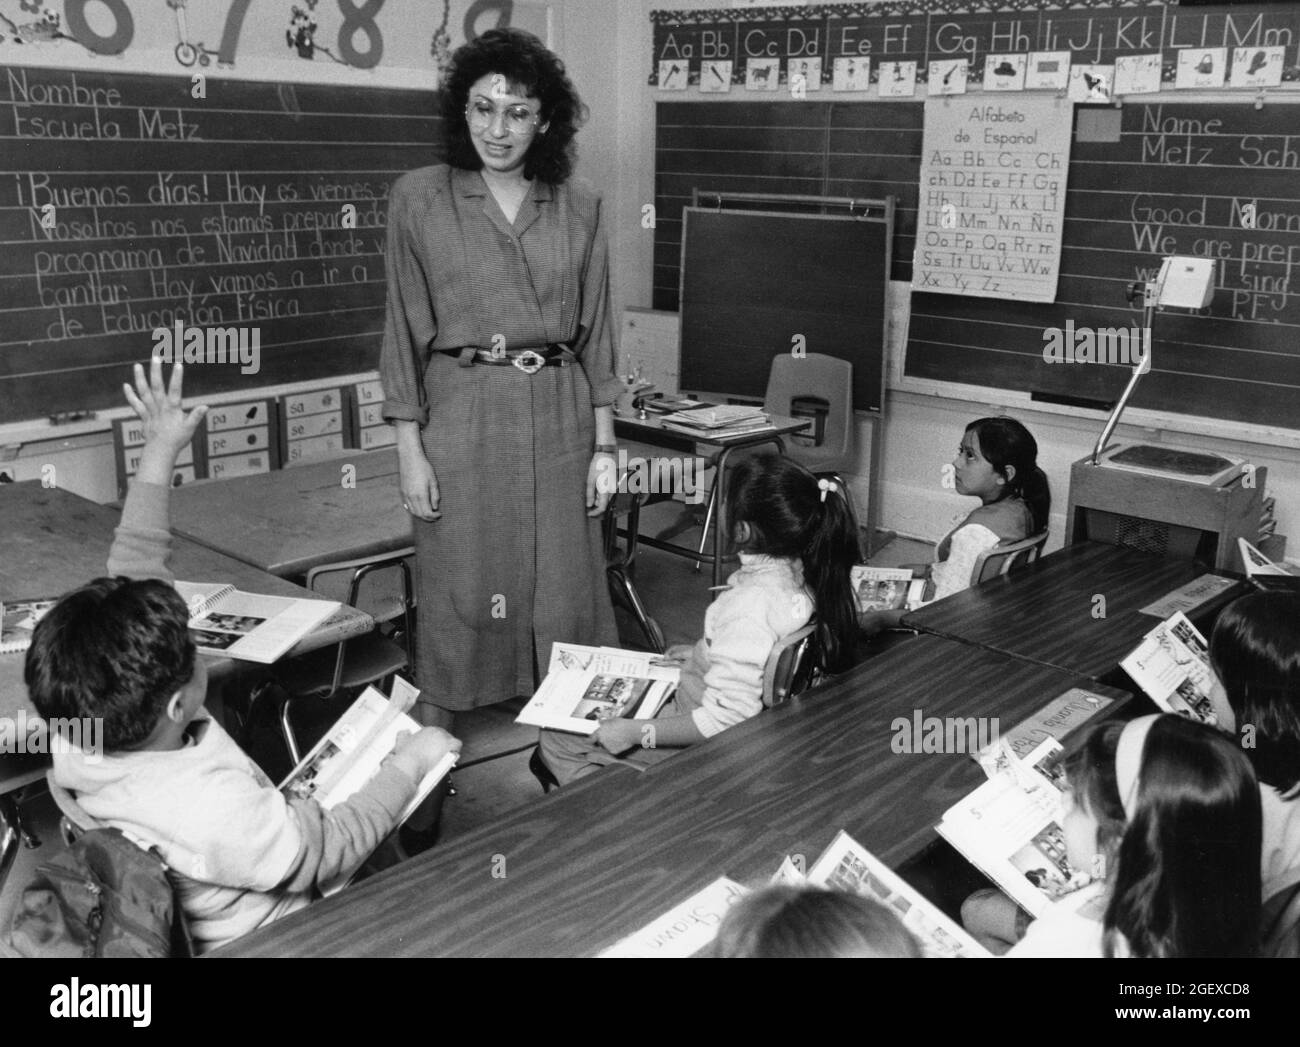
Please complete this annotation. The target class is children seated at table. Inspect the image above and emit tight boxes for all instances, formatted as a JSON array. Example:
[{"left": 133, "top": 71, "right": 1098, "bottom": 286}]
[
  {"left": 980, "top": 714, "right": 1260, "bottom": 958},
  {"left": 24, "top": 361, "right": 460, "bottom": 954},
  {"left": 709, "top": 885, "right": 921, "bottom": 958},
  {"left": 860, "top": 416, "right": 1049, "bottom": 633},
  {"left": 537, "top": 453, "right": 859, "bottom": 786},
  {"left": 1207, "top": 592, "right": 1300, "bottom": 953}
]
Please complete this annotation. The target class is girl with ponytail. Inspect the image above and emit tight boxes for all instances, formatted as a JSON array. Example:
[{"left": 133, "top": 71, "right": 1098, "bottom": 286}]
[{"left": 538, "top": 453, "right": 861, "bottom": 786}]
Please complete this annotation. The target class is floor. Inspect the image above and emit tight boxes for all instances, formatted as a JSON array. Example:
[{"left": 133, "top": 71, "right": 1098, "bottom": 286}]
[{"left": 0, "top": 503, "right": 930, "bottom": 936}]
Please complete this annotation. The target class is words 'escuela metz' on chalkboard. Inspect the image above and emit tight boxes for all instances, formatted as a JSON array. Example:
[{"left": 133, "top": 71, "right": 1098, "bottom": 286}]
[{"left": 0, "top": 64, "right": 439, "bottom": 424}]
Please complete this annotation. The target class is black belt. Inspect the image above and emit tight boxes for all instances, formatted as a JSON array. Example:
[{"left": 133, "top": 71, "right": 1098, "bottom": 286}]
[{"left": 437, "top": 344, "right": 572, "bottom": 373}]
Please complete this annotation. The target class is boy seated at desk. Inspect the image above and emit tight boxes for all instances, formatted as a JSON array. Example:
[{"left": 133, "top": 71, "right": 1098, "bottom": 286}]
[{"left": 24, "top": 361, "right": 460, "bottom": 954}]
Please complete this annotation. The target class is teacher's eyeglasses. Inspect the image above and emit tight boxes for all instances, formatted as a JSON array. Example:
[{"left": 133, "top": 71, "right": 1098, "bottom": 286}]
[{"left": 465, "top": 99, "right": 540, "bottom": 136}]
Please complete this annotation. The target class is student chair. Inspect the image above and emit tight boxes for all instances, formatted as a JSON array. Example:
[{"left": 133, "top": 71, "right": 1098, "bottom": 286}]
[
  {"left": 0, "top": 760, "right": 45, "bottom": 896},
  {"left": 690, "top": 355, "right": 859, "bottom": 569},
  {"left": 970, "top": 531, "right": 1050, "bottom": 587},
  {"left": 268, "top": 549, "right": 416, "bottom": 765},
  {"left": 763, "top": 353, "right": 857, "bottom": 475},
  {"left": 761, "top": 622, "right": 821, "bottom": 708}
]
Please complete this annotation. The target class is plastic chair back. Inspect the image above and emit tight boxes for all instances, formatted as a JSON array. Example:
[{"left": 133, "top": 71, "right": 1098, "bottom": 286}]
[
  {"left": 971, "top": 531, "right": 1049, "bottom": 587},
  {"left": 763, "top": 354, "right": 856, "bottom": 473},
  {"left": 762, "top": 622, "right": 820, "bottom": 708}
]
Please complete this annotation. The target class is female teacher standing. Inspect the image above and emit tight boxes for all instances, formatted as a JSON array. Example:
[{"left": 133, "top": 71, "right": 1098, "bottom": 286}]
[{"left": 380, "top": 29, "right": 621, "bottom": 728}]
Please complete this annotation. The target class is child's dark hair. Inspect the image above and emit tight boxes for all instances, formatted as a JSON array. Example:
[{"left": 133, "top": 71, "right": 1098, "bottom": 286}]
[
  {"left": 441, "top": 28, "right": 586, "bottom": 185},
  {"left": 1210, "top": 592, "right": 1300, "bottom": 794},
  {"left": 25, "top": 578, "right": 196, "bottom": 752},
  {"left": 709, "top": 885, "right": 921, "bottom": 958},
  {"left": 725, "top": 454, "right": 860, "bottom": 673},
  {"left": 1070, "top": 716, "right": 1260, "bottom": 958},
  {"left": 965, "top": 417, "right": 1050, "bottom": 534}
]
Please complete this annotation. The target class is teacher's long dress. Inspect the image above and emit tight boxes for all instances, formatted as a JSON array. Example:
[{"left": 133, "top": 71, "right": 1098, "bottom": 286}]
[{"left": 379, "top": 165, "right": 621, "bottom": 713}]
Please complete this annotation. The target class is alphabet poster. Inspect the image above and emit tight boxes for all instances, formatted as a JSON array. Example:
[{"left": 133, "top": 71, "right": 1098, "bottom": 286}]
[{"left": 913, "top": 94, "right": 1072, "bottom": 303}]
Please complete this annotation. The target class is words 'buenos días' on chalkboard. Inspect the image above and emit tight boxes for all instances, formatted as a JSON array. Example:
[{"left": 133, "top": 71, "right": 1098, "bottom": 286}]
[
  {"left": 914, "top": 95, "right": 1072, "bottom": 304},
  {"left": 0, "top": 63, "right": 439, "bottom": 425}
]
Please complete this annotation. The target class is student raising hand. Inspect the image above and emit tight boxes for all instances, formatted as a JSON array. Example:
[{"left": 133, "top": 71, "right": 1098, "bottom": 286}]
[{"left": 121, "top": 359, "right": 208, "bottom": 486}]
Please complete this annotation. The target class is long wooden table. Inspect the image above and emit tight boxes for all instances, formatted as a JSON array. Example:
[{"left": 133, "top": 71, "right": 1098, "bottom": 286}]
[
  {"left": 169, "top": 449, "right": 411, "bottom": 579},
  {"left": 900, "top": 541, "right": 1247, "bottom": 681},
  {"left": 216, "top": 635, "right": 1128, "bottom": 957}
]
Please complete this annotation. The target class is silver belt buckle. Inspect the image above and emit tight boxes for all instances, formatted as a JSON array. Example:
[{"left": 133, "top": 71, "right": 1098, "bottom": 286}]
[{"left": 512, "top": 350, "right": 545, "bottom": 375}]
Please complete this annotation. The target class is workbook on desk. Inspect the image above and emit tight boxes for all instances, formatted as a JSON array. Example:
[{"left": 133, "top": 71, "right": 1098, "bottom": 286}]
[
  {"left": 515, "top": 642, "right": 679, "bottom": 734},
  {"left": 0, "top": 598, "right": 59, "bottom": 654},
  {"left": 937, "top": 738, "right": 1093, "bottom": 920},
  {"left": 173, "top": 581, "right": 339, "bottom": 665},
  {"left": 280, "top": 676, "right": 455, "bottom": 897},
  {"left": 1120, "top": 612, "right": 1218, "bottom": 724}
]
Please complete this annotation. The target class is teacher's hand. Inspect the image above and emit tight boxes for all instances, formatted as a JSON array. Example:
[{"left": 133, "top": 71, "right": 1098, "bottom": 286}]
[
  {"left": 397, "top": 446, "right": 441, "bottom": 522},
  {"left": 586, "top": 451, "right": 617, "bottom": 518}
]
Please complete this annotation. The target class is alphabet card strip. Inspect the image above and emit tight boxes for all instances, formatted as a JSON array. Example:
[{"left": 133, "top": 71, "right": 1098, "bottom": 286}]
[{"left": 913, "top": 94, "right": 1073, "bottom": 304}]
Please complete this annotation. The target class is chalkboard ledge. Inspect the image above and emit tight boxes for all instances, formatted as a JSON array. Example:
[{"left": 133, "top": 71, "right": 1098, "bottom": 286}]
[{"left": 890, "top": 377, "right": 1300, "bottom": 454}]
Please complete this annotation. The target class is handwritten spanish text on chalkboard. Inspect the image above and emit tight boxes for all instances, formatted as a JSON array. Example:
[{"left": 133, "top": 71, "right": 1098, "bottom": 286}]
[
  {"left": 914, "top": 95, "right": 1071, "bottom": 303},
  {"left": 0, "top": 64, "right": 439, "bottom": 424}
]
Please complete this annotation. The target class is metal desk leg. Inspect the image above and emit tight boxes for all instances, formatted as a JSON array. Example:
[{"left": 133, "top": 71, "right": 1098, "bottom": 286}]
[{"left": 709, "top": 436, "right": 786, "bottom": 590}]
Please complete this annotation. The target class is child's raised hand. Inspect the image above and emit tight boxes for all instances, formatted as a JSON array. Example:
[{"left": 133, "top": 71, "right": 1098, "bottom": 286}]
[{"left": 122, "top": 359, "right": 207, "bottom": 460}]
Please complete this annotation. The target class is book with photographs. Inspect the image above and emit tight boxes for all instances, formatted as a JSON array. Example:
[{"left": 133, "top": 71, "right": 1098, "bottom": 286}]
[
  {"left": 937, "top": 738, "right": 1093, "bottom": 919},
  {"left": 599, "top": 877, "right": 748, "bottom": 958},
  {"left": 1240, "top": 537, "right": 1300, "bottom": 593},
  {"left": 0, "top": 598, "right": 58, "bottom": 655},
  {"left": 800, "top": 830, "right": 990, "bottom": 958},
  {"left": 515, "top": 642, "right": 679, "bottom": 735},
  {"left": 279, "top": 676, "right": 456, "bottom": 897},
  {"left": 1120, "top": 611, "right": 1218, "bottom": 724},
  {"left": 173, "top": 581, "right": 339, "bottom": 664},
  {"left": 851, "top": 566, "right": 927, "bottom": 612}
]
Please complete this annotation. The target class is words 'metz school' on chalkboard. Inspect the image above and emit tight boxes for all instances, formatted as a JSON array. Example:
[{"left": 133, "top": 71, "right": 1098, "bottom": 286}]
[
  {"left": 906, "top": 100, "right": 1300, "bottom": 429},
  {"left": 0, "top": 64, "right": 439, "bottom": 425}
]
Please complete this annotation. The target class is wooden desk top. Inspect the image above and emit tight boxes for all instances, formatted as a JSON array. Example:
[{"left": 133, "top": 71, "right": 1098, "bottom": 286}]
[
  {"left": 217, "top": 635, "right": 1127, "bottom": 958},
  {"left": 169, "top": 449, "right": 412, "bottom": 579},
  {"left": 900, "top": 541, "right": 1248, "bottom": 681},
  {"left": 0, "top": 482, "right": 368, "bottom": 723}
]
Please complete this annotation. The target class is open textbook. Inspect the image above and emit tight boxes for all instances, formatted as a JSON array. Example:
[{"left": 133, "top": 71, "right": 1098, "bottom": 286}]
[
  {"left": 799, "top": 830, "right": 989, "bottom": 958},
  {"left": 0, "top": 598, "right": 58, "bottom": 655},
  {"left": 515, "top": 642, "right": 679, "bottom": 735},
  {"left": 1120, "top": 612, "right": 1218, "bottom": 724},
  {"left": 938, "top": 738, "right": 1091, "bottom": 920},
  {"left": 279, "top": 676, "right": 456, "bottom": 897},
  {"left": 174, "top": 580, "right": 338, "bottom": 664},
  {"left": 1240, "top": 537, "right": 1300, "bottom": 592},
  {"left": 599, "top": 878, "right": 748, "bottom": 958},
  {"left": 851, "top": 565, "right": 927, "bottom": 612}
]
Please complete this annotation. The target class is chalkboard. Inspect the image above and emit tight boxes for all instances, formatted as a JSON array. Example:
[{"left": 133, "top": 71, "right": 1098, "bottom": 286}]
[
  {"left": 0, "top": 64, "right": 439, "bottom": 425},
  {"left": 654, "top": 96, "right": 1300, "bottom": 430},
  {"left": 907, "top": 100, "right": 1300, "bottom": 429},
  {"left": 655, "top": 100, "right": 922, "bottom": 308},
  {"left": 679, "top": 207, "right": 890, "bottom": 412}
]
